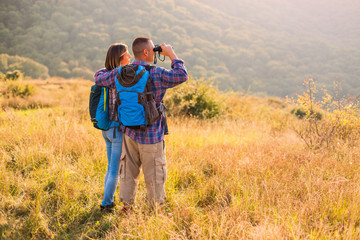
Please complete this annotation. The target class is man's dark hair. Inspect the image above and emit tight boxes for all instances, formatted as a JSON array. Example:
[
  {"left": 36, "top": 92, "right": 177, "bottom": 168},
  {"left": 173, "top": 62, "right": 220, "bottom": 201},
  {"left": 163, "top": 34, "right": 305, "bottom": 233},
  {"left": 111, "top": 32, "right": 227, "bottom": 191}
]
[{"left": 132, "top": 37, "right": 151, "bottom": 59}]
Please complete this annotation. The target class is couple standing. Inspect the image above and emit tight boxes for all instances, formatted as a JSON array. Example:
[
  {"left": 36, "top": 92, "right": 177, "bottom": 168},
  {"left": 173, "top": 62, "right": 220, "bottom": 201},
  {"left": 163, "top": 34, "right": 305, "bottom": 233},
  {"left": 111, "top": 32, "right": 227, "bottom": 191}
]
[{"left": 94, "top": 37, "right": 188, "bottom": 213}]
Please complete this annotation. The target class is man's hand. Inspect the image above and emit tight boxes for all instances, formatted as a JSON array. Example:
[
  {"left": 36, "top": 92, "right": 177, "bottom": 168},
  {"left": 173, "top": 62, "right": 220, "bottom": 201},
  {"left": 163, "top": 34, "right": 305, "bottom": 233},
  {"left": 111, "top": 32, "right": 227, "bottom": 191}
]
[{"left": 159, "top": 43, "right": 178, "bottom": 61}]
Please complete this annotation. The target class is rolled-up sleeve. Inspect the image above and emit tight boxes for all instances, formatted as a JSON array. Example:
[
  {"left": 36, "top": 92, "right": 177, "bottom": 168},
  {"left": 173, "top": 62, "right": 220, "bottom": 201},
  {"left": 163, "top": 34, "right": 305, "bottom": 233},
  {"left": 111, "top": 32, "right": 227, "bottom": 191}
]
[
  {"left": 157, "top": 59, "right": 188, "bottom": 89},
  {"left": 94, "top": 67, "right": 119, "bottom": 88}
]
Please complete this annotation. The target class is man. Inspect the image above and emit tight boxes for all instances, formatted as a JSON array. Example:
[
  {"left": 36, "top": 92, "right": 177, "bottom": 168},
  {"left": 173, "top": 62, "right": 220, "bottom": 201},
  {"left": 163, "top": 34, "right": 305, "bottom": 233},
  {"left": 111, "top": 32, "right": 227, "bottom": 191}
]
[{"left": 94, "top": 37, "right": 188, "bottom": 211}]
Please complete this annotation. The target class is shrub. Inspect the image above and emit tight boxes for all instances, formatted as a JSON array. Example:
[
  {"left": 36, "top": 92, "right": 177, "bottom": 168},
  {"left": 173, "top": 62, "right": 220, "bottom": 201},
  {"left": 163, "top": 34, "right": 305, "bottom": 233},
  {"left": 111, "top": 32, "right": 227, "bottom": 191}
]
[
  {"left": 6, "top": 70, "right": 23, "bottom": 81},
  {"left": 288, "top": 77, "right": 360, "bottom": 148},
  {"left": 164, "top": 77, "right": 224, "bottom": 119},
  {"left": 0, "top": 81, "right": 41, "bottom": 110},
  {"left": 0, "top": 70, "right": 23, "bottom": 81},
  {"left": 291, "top": 107, "right": 322, "bottom": 120},
  {"left": 1, "top": 81, "right": 36, "bottom": 98}
]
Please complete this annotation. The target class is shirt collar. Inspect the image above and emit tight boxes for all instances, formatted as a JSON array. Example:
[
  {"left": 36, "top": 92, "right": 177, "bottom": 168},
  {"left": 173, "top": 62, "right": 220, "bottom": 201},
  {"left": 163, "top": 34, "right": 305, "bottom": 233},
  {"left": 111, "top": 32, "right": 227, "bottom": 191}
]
[{"left": 132, "top": 60, "right": 149, "bottom": 66}]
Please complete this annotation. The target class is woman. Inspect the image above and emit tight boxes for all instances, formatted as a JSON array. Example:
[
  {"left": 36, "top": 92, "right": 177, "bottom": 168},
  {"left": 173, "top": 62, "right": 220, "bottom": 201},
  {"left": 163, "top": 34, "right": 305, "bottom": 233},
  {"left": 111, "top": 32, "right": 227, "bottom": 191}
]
[{"left": 97, "top": 43, "right": 131, "bottom": 212}]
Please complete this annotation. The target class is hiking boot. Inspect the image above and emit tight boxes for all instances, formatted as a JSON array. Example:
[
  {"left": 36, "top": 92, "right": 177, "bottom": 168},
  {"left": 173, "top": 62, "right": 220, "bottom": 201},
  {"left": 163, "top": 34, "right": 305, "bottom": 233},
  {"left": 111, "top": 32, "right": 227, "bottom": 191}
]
[
  {"left": 100, "top": 202, "right": 116, "bottom": 213},
  {"left": 120, "top": 205, "right": 133, "bottom": 215}
]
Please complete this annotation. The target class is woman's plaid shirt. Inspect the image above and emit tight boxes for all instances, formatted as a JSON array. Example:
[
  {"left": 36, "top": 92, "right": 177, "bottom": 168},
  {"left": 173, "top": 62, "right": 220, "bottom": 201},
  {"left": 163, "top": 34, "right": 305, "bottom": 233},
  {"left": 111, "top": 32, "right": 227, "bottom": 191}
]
[{"left": 94, "top": 59, "right": 188, "bottom": 144}]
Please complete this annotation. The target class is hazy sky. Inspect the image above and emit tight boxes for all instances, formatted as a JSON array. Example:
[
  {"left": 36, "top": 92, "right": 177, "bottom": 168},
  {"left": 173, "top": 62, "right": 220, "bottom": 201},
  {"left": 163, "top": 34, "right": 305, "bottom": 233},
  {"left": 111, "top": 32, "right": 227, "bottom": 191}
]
[{"left": 197, "top": 0, "right": 360, "bottom": 46}]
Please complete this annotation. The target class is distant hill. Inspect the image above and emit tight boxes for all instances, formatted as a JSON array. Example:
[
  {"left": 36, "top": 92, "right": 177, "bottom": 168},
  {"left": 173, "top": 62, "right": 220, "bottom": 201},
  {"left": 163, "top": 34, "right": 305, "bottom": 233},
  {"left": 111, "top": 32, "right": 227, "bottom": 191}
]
[
  {"left": 0, "top": 54, "right": 49, "bottom": 79},
  {"left": 0, "top": 0, "right": 359, "bottom": 96}
]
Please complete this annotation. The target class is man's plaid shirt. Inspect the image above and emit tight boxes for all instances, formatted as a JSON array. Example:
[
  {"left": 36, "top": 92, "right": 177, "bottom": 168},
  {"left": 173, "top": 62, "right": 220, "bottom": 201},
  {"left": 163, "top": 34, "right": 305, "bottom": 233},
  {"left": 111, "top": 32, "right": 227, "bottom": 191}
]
[{"left": 94, "top": 59, "right": 188, "bottom": 144}]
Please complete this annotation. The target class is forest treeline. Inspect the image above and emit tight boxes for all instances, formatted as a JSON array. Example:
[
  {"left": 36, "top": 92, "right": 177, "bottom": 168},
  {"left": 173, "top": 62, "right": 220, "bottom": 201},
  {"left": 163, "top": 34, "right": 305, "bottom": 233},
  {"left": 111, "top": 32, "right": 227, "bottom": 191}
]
[{"left": 1, "top": 0, "right": 359, "bottom": 97}]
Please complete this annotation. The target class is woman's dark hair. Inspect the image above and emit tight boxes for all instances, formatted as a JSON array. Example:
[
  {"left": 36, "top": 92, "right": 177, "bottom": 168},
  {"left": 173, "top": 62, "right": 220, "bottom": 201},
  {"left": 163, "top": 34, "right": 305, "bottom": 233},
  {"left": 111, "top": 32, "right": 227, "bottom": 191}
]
[{"left": 105, "top": 43, "right": 128, "bottom": 70}]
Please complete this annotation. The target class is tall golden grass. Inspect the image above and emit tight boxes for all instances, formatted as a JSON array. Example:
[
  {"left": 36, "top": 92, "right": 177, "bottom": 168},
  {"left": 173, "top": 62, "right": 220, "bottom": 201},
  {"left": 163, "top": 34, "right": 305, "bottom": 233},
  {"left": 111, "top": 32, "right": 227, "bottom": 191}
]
[{"left": 0, "top": 78, "right": 359, "bottom": 239}]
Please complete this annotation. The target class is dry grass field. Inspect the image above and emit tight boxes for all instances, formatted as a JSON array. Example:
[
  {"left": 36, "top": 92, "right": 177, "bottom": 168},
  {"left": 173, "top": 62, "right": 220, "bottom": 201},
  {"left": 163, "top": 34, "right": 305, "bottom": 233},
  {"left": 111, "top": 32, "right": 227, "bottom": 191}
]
[{"left": 0, "top": 78, "right": 359, "bottom": 239}]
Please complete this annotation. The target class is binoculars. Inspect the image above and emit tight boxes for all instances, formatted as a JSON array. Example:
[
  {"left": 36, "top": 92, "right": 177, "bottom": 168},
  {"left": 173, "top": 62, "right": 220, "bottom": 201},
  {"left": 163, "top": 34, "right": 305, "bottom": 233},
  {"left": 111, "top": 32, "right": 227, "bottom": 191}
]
[
  {"left": 152, "top": 44, "right": 173, "bottom": 64},
  {"left": 153, "top": 45, "right": 162, "bottom": 52}
]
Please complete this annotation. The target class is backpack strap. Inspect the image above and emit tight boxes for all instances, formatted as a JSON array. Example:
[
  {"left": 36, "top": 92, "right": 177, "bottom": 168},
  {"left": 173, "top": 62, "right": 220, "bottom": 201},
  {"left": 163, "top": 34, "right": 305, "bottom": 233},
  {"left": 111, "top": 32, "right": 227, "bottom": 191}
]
[
  {"left": 144, "top": 65, "right": 155, "bottom": 71},
  {"left": 144, "top": 65, "right": 169, "bottom": 134},
  {"left": 143, "top": 65, "right": 156, "bottom": 97},
  {"left": 159, "top": 101, "right": 169, "bottom": 135}
]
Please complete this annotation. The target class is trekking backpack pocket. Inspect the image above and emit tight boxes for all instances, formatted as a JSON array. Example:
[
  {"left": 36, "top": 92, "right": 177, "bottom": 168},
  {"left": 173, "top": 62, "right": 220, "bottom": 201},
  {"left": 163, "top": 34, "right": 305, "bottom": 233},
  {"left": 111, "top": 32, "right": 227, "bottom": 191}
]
[
  {"left": 89, "top": 84, "right": 112, "bottom": 130},
  {"left": 119, "top": 103, "right": 146, "bottom": 127},
  {"left": 139, "top": 93, "right": 160, "bottom": 126},
  {"left": 145, "top": 99, "right": 160, "bottom": 126}
]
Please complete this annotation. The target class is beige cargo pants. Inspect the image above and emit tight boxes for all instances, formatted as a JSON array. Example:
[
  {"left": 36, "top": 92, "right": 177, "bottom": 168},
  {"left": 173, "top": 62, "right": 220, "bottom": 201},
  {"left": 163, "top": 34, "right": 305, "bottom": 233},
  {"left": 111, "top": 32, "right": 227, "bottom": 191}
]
[{"left": 119, "top": 134, "right": 167, "bottom": 206}]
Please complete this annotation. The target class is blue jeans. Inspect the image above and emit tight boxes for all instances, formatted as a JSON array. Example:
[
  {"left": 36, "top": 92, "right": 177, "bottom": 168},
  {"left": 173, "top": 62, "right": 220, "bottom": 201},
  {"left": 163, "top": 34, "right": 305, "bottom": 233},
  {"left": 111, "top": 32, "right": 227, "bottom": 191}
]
[{"left": 101, "top": 128, "right": 123, "bottom": 206}]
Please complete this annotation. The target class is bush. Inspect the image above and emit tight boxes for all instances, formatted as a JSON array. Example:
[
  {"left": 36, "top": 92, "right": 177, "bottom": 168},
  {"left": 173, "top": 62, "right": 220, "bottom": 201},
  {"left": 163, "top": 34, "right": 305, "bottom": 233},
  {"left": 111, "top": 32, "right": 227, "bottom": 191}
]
[
  {"left": 288, "top": 77, "right": 360, "bottom": 148},
  {"left": 291, "top": 107, "right": 322, "bottom": 120},
  {"left": 1, "top": 81, "right": 36, "bottom": 98},
  {"left": 6, "top": 70, "right": 23, "bottom": 81},
  {"left": 164, "top": 77, "right": 224, "bottom": 119},
  {"left": 1, "top": 70, "right": 23, "bottom": 81}
]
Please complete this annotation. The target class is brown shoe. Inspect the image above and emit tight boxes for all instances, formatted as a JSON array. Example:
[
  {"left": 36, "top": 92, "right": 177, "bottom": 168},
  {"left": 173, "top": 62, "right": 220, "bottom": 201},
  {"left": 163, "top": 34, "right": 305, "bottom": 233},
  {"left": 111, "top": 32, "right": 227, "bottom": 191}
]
[
  {"left": 120, "top": 205, "right": 133, "bottom": 215},
  {"left": 100, "top": 202, "right": 116, "bottom": 213}
]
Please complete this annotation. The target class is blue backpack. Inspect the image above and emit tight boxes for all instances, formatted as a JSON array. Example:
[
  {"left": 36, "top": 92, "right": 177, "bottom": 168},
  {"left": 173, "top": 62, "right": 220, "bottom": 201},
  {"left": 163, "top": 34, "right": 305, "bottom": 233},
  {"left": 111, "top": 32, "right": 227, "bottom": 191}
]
[
  {"left": 89, "top": 84, "right": 120, "bottom": 131},
  {"left": 115, "top": 64, "right": 162, "bottom": 129}
]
